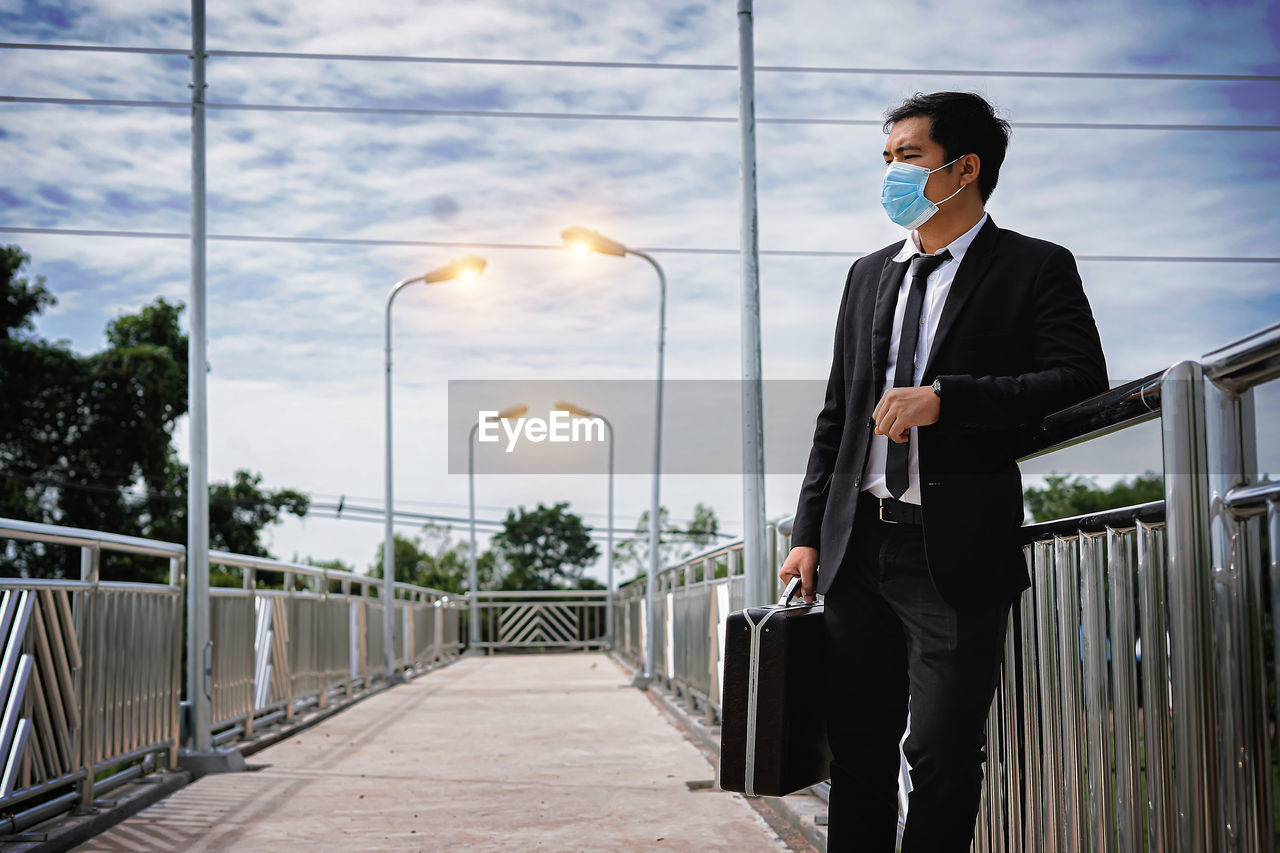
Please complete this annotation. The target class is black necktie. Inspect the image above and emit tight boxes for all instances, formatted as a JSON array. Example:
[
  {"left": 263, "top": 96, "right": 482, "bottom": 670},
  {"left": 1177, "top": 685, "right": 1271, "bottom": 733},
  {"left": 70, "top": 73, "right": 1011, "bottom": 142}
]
[{"left": 886, "top": 250, "right": 951, "bottom": 499}]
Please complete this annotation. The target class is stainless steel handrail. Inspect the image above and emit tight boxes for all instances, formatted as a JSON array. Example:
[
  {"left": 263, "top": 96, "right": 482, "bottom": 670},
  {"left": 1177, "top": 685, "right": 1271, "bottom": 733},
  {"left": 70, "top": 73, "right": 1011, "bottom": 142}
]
[
  {"left": 1202, "top": 320, "right": 1280, "bottom": 390},
  {"left": 472, "top": 589, "right": 609, "bottom": 599},
  {"left": 0, "top": 520, "right": 185, "bottom": 819},
  {"left": 204, "top": 549, "right": 466, "bottom": 737},
  {"left": 1017, "top": 370, "right": 1164, "bottom": 461},
  {"left": 0, "top": 521, "right": 468, "bottom": 828},
  {"left": 209, "top": 550, "right": 452, "bottom": 598},
  {"left": 0, "top": 517, "right": 186, "bottom": 561}
]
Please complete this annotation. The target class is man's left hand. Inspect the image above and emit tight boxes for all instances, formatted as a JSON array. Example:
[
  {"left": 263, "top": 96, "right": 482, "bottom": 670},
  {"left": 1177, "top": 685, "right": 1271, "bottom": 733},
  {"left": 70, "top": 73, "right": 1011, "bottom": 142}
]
[{"left": 873, "top": 386, "right": 940, "bottom": 443}]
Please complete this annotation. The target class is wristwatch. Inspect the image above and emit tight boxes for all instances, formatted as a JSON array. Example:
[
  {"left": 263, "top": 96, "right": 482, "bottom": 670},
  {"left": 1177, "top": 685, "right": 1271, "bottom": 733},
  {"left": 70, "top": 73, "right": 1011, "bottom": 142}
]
[{"left": 932, "top": 378, "right": 943, "bottom": 397}]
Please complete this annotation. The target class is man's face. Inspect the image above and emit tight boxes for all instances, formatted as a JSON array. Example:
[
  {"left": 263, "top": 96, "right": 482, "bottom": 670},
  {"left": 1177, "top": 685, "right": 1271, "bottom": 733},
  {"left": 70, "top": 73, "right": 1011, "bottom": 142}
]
[{"left": 882, "top": 115, "right": 959, "bottom": 201}]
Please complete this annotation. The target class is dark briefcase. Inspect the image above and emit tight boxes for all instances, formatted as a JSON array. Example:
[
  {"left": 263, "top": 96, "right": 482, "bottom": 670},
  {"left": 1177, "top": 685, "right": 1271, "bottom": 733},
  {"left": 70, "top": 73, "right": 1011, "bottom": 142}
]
[{"left": 718, "top": 577, "right": 831, "bottom": 797}]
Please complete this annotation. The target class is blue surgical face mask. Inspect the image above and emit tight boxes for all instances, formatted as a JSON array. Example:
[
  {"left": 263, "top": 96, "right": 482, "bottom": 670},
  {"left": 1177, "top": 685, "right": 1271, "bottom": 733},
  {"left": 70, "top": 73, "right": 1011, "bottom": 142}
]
[{"left": 880, "top": 156, "right": 966, "bottom": 230}]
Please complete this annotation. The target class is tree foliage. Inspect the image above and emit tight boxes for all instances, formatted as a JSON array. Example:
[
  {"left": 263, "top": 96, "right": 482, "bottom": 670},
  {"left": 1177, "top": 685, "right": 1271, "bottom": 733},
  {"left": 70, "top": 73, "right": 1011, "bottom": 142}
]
[
  {"left": 0, "top": 245, "right": 308, "bottom": 580},
  {"left": 1023, "top": 473, "right": 1164, "bottom": 524},
  {"left": 615, "top": 501, "right": 721, "bottom": 579},
  {"left": 491, "top": 502, "right": 600, "bottom": 590},
  {"left": 370, "top": 524, "right": 500, "bottom": 594}
]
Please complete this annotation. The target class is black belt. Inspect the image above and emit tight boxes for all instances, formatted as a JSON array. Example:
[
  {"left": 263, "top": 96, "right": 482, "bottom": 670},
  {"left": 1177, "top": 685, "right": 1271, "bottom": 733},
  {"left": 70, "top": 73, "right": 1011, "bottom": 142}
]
[{"left": 858, "top": 491, "right": 923, "bottom": 526}]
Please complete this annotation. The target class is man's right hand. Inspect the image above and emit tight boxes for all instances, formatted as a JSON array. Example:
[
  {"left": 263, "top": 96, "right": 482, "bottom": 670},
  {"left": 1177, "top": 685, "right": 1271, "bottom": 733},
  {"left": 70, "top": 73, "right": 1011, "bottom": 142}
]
[{"left": 778, "top": 546, "right": 818, "bottom": 603}]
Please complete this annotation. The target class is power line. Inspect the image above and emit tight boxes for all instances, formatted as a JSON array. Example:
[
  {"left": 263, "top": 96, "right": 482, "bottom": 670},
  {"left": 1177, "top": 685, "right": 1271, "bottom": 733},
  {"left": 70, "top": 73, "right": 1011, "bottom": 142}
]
[
  {"left": 4, "top": 95, "right": 1277, "bottom": 132},
  {"left": 3, "top": 41, "right": 1277, "bottom": 83},
  {"left": 2, "top": 226, "right": 1277, "bottom": 264},
  {"left": 306, "top": 491, "right": 718, "bottom": 528},
  {"left": 304, "top": 509, "right": 736, "bottom": 545},
  {"left": 1, "top": 471, "right": 730, "bottom": 539},
  {"left": 312, "top": 501, "right": 732, "bottom": 538}
]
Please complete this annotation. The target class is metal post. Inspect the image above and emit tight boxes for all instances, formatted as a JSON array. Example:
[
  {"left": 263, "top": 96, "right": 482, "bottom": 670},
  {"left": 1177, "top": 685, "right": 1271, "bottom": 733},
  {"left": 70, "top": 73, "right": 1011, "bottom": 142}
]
[
  {"left": 78, "top": 546, "right": 99, "bottom": 806},
  {"left": 1204, "top": 376, "right": 1267, "bottom": 851},
  {"left": 628, "top": 250, "right": 666, "bottom": 687},
  {"left": 384, "top": 276, "right": 428, "bottom": 681},
  {"left": 1017, "top": 555, "right": 1042, "bottom": 851},
  {"left": 1270, "top": 499, "right": 1280, "bottom": 772},
  {"left": 606, "top": 417, "right": 614, "bottom": 650},
  {"left": 1159, "top": 360, "right": 1218, "bottom": 851},
  {"left": 1032, "top": 540, "right": 1063, "bottom": 849},
  {"left": 558, "top": 405, "right": 615, "bottom": 649},
  {"left": 1107, "top": 527, "right": 1142, "bottom": 852},
  {"left": 383, "top": 290, "right": 397, "bottom": 680},
  {"left": 1136, "top": 518, "right": 1174, "bottom": 850},
  {"left": 1079, "top": 531, "right": 1112, "bottom": 852},
  {"left": 186, "top": 0, "right": 212, "bottom": 755},
  {"left": 1053, "top": 535, "right": 1085, "bottom": 851},
  {"left": 468, "top": 421, "right": 480, "bottom": 649},
  {"left": 736, "top": 0, "right": 768, "bottom": 610}
]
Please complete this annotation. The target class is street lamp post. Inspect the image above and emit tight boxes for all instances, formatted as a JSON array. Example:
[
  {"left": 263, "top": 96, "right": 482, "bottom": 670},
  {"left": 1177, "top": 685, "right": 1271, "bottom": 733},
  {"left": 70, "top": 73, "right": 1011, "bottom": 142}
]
[
  {"left": 384, "top": 256, "right": 485, "bottom": 681},
  {"left": 555, "top": 402, "right": 614, "bottom": 650},
  {"left": 468, "top": 405, "right": 527, "bottom": 652},
  {"left": 561, "top": 227, "right": 665, "bottom": 688}
]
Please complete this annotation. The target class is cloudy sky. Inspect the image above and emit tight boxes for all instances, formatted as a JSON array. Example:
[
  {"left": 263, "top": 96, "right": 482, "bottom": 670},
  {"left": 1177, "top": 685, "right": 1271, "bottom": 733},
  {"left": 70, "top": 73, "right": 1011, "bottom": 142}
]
[{"left": 2, "top": 0, "right": 1277, "bottom": 583}]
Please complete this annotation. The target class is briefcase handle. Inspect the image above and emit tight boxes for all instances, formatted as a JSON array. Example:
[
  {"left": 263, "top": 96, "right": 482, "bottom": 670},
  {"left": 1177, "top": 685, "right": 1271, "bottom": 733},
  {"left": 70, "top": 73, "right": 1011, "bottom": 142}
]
[{"left": 778, "top": 576, "right": 815, "bottom": 608}]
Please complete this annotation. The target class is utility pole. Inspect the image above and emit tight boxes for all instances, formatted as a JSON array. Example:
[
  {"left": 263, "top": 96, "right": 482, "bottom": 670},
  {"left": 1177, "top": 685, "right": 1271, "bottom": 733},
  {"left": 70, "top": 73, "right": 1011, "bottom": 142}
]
[{"left": 737, "top": 0, "right": 769, "bottom": 608}]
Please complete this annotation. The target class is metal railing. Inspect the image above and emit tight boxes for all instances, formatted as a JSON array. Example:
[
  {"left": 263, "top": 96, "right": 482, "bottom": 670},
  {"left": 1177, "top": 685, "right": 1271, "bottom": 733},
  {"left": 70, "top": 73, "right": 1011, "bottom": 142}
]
[
  {"left": 613, "top": 523, "right": 792, "bottom": 721},
  {"left": 611, "top": 323, "right": 1279, "bottom": 852},
  {"left": 970, "top": 324, "right": 1280, "bottom": 853},
  {"left": 0, "top": 519, "right": 185, "bottom": 829},
  {"left": 0, "top": 521, "right": 466, "bottom": 834},
  {"left": 203, "top": 552, "right": 465, "bottom": 743}
]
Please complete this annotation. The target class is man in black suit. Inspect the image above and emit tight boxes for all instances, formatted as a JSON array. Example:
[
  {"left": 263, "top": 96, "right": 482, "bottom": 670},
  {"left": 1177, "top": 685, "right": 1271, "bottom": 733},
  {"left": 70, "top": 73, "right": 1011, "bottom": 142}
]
[{"left": 779, "top": 92, "right": 1107, "bottom": 851}]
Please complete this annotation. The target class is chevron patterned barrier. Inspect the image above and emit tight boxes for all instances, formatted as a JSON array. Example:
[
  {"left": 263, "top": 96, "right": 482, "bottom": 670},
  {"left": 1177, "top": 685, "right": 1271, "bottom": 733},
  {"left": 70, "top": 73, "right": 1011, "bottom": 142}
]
[
  {"left": 471, "top": 590, "right": 608, "bottom": 652},
  {"left": 0, "top": 520, "right": 185, "bottom": 828},
  {"left": 0, "top": 589, "right": 36, "bottom": 799}
]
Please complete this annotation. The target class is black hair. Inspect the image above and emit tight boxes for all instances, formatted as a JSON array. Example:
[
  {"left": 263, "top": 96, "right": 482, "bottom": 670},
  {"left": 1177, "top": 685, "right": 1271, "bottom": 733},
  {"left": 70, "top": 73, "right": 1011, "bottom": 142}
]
[{"left": 883, "top": 92, "right": 1011, "bottom": 203}]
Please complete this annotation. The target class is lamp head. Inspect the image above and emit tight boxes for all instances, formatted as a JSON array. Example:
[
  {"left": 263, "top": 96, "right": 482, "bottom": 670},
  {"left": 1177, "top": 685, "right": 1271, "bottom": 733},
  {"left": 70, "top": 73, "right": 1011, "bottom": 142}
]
[
  {"left": 554, "top": 400, "right": 594, "bottom": 418},
  {"left": 423, "top": 255, "right": 487, "bottom": 284},
  {"left": 498, "top": 404, "right": 528, "bottom": 420},
  {"left": 561, "top": 226, "right": 627, "bottom": 258}
]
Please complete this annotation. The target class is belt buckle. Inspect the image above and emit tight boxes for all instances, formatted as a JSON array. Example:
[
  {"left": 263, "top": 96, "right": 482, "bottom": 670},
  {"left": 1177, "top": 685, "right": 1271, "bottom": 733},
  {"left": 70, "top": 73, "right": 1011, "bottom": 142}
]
[{"left": 877, "top": 498, "right": 899, "bottom": 525}]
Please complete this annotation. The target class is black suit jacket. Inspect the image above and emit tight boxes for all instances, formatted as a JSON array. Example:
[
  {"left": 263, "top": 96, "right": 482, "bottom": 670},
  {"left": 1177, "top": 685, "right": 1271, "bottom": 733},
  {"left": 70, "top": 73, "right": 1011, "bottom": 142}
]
[{"left": 791, "top": 216, "right": 1107, "bottom": 610}]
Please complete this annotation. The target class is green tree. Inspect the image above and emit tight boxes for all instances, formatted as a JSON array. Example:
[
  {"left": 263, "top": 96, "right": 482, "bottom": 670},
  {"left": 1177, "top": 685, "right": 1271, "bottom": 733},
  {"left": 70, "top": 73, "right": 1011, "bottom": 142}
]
[
  {"left": 370, "top": 524, "right": 500, "bottom": 594},
  {"left": 684, "top": 502, "right": 720, "bottom": 554},
  {"left": 614, "top": 502, "right": 721, "bottom": 579},
  {"left": 1023, "top": 473, "right": 1164, "bottom": 523},
  {"left": 207, "top": 470, "right": 308, "bottom": 557},
  {"left": 0, "top": 247, "right": 54, "bottom": 340},
  {"left": 491, "top": 502, "right": 600, "bottom": 590},
  {"left": 0, "top": 245, "right": 309, "bottom": 580},
  {"left": 302, "top": 557, "right": 354, "bottom": 593}
]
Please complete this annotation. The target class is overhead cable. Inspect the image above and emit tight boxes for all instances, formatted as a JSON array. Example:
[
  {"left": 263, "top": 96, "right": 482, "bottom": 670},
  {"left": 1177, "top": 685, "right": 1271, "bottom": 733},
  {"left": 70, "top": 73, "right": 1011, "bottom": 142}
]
[
  {"left": 2, "top": 41, "right": 1277, "bottom": 83},
  {"left": 2, "top": 226, "right": 1276, "bottom": 264},
  {"left": 2, "top": 95, "right": 1276, "bottom": 133}
]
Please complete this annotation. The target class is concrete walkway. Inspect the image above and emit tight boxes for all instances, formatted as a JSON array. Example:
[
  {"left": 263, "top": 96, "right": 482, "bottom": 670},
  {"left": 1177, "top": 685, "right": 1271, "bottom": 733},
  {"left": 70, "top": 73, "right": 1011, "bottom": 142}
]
[{"left": 75, "top": 654, "right": 793, "bottom": 852}]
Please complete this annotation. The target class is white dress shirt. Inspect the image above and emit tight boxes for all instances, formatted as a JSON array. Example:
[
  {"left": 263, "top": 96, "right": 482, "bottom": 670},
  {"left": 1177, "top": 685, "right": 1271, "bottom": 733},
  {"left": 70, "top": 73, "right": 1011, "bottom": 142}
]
[{"left": 862, "top": 213, "right": 989, "bottom": 505}]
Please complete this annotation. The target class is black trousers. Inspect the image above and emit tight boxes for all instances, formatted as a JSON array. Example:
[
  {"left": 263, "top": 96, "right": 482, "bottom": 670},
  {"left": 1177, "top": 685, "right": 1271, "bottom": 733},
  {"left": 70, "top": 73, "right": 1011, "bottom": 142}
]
[{"left": 823, "top": 498, "right": 1012, "bottom": 853}]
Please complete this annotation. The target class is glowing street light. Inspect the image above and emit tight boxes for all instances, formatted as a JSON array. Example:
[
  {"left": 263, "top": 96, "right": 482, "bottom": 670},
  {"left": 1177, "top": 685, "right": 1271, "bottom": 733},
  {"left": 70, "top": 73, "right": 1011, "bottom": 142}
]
[
  {"left": 561, "top": 225, "right": 665, "bottom": 689},
  {"left": 425, "top": 256, "right": 486, "bottom": 283},
  {"left": 554, "top": 401, "right": 615, "bottom": 650},
  {"left": 561, "top": 226, "right": 627, "bottom": 257},
  {"left": 383, "top": 257, "right": 487, "bottom": 679},
  {"left": 468, "top": 404, "right": 527, "bottom": 650}
]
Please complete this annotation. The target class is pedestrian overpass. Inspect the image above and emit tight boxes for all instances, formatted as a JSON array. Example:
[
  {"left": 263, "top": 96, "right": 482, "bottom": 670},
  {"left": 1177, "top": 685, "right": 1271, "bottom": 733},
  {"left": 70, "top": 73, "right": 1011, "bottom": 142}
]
[{"left": 1, "top": 325, "right": 1278, "bottom": 851}]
